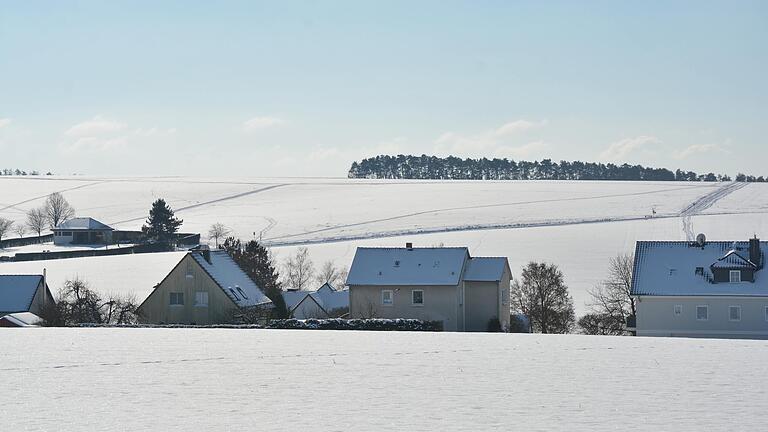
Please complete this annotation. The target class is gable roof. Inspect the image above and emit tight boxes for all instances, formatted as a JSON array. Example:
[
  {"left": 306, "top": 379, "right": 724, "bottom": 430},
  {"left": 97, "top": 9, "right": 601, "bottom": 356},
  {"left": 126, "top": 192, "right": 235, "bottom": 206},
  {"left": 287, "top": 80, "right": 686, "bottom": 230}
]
[
  {"left": 464, "top": 257, "right": 509, "bottom": 282},
  {"left": 54, "top": 217, "right": 114, "bottom": 231},
  {"left": 632, "top": 240, "right": 768, "bottom": 297},
  {"left": 346, "top": 247, "right": 469, "bottom": 286},
  {"left": 191, "top": 251, "right": 271, "bottom": 307},
  {"left": 0, "top": 275, "right": 43, "bottom": 312},
  {"left": 711, "top": 250, "right": 758, "bottom": 269},
  {"left": 282, "top": 290, "right": 309, "bottom": 310},
  {"left": 0, "top": 312, "right": 42, "bottom": 327}
]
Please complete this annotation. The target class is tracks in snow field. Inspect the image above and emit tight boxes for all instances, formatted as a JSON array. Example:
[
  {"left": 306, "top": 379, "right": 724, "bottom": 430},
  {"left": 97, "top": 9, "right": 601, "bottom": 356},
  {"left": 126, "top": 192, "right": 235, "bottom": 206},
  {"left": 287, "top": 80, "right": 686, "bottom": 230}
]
[{"left": 679, "top": 182, "right": 748, "bottom": 240}]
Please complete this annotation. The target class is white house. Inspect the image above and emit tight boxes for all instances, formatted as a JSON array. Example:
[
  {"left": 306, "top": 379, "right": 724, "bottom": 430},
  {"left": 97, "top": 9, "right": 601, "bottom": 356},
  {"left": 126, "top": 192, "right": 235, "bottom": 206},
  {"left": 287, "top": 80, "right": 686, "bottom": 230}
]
[
  {"left": 53, "top": 217, "right": 114, "bottom": 245},
  {"left": 346, "top": 244, "right": 511, "bottom": 332},
  {"left": 630, "top": 235, "right": 768, "bottom": 339},
  {"left": 282, "top": 283, "right": 349, "bottom": 319}
]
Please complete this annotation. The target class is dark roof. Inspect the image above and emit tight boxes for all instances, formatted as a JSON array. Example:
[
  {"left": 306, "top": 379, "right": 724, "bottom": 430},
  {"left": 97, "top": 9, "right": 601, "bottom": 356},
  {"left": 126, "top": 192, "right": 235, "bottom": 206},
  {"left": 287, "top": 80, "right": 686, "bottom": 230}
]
[
  {"left": 54, "top": 217, "right": 114, "bottom": 231},
  {"left": 0, "top": 275, "right": 43, "bottom": 312}
]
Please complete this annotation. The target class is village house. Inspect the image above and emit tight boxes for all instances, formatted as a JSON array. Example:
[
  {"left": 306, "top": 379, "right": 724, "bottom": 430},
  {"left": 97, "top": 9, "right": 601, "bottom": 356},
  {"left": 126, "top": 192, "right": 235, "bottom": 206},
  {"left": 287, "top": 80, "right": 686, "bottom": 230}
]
[
  {"left": 630, "top": 235, "right": 768, "bottom": 339},
  {"left": 138, "top": 248, "right": 272, "bottom": 324},
  {"left": 346, "top": 244, "right": 511, "bottom": 331},
  {"left": 53, "top": 217, "right": 114, "bottom": 245},
  {"left": 282, "top": 282, "right": 350, "bottom": 319},
  {"left": 0, "top": 274, "right": 54, "bottom": 318}
]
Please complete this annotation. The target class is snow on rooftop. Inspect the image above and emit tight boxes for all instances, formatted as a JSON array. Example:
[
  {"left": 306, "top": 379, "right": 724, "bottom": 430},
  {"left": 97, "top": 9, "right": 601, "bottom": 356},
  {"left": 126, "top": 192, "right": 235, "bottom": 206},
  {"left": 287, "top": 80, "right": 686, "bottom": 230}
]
[
  {"left": 0, "top": 252, "right": 187, "bottom": 302},
  {"left": 0, "top": 275, "right": 43, "bottom": 312},
  {"left": 282, "top": 283, "right": 349, "bottom": 313},
  {"left": 54, "top": 217, "right": 114, "bottom": 231},
  {"left": 346, "top": 247, "right": 469, "bottom": 286},
  {"left": 191, "top": 251, "right": 271, "bottom": 307},
  {"left": 632, "top": 240, "right": 768, "bottom": 296},
  {"left": 0, "top": 312, "right": 42, "bottom": 326},
  {"left": 464, "top": 257, "right": 509, "bottom": 282}
]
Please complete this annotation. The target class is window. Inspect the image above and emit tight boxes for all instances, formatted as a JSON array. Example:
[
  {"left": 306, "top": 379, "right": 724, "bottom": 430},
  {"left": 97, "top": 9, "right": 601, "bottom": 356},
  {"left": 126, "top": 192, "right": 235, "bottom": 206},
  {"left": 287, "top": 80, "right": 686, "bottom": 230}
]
[
  {"left": 169, "top": 292, "right": 184, "bottom": 306},
  {"left": 674, "top": 304, "right": 682, "bottom": 316},
  {"left": 412, "top": 290, "right": 424, "bottom": 306},
  {"left": 730, "top": 270, "right": 742, "bottom": 283},
  {"left": 381, "top": 290, "right": 393, "bottom": 306},
  {"left": 185, "top": 262, "right": 194, "bottom": 279},
  {"left": 729, "top": 305, "right": 741, "bottom": 322},
  {"left": 696, "top": 305, "right": 708, "bottom": 321},
  {"left": 195, "top": 291, "right": 209, "bottom": 307}
]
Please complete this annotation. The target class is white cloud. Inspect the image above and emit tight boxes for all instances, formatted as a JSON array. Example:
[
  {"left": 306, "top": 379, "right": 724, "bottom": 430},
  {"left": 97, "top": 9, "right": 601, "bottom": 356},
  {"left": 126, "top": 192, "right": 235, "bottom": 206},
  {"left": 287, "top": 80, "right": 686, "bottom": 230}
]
[
  {"left": 65, "top": 115, "right": 126, "bottom": 137},
  {"left": 433, "top": 119, "right": 549, "bottom": 159},
  {"left": 673, "top": 143, "right": 729, "bottom": 159},
  {"left": 0, "top": 118, "right": 11, "bottom": 129},
  {"left": 60, "top": 136, "right": 128, "bottom": 153},
  {"left": 494, "top": 119, "right": 546, "bottom": 137},
  {"left": 599, "top": 136, "right": 660, "bottom": 161},
  {"left": 243, "top": 116, "right": 284, "bottom": 132}
]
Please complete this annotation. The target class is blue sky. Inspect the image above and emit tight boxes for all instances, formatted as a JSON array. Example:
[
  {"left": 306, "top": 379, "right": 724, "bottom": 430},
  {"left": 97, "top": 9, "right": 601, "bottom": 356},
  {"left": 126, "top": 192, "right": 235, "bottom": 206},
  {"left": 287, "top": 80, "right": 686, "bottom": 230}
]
[{"left": 0, "top": 1, "right": 765, "bottom": 176}]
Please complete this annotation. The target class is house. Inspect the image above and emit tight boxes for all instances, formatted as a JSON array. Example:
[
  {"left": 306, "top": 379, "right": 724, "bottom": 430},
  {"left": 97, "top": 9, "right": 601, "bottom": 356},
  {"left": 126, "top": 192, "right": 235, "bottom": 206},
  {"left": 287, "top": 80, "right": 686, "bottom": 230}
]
[
  {"left": 346, "top": 244, "right": 511, "bottom": 331},
  {"left": 630, "top": 235, "right": 768, "bottom": 339},
  {"left": 53, "top": 217, "right": 114, "bottom": 245},
  {"left": 0, "top": 312, "right": 43, "bottom": 327},
  {"left": 282, "top": 282, "right": 350, "bottom": 319},
  {"left": 0, "top": 274, "right": 54, "bottom": 317},
  {"left": 138, "top": 248, "right": 272, "bottom": 324}
]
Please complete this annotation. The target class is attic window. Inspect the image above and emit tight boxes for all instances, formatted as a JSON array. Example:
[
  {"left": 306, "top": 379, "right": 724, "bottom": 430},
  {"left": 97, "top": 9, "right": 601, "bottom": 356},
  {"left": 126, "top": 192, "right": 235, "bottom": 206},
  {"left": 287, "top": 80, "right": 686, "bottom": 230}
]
[
  {"left": 695, "top": 267, "right": 704, "bottom": 276},
  {"left": 236, "top": 287, "right": 248, "bottom": 299},
  {"left": 229, "top": 288, "right": 240, "bottom": 300},
  {"left": 730, "top": 270, "right": 742, "bottom": 283}
]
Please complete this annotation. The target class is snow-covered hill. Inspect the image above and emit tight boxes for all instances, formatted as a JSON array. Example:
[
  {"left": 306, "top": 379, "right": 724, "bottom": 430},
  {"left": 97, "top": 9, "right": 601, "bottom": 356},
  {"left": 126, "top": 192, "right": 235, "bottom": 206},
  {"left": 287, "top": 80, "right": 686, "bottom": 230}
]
[
  {"left": 2, "top": 176, "right": 767, "bottom": 312},
  {"left": 1, "top": 328, "right": 767, "bottom": 431}
]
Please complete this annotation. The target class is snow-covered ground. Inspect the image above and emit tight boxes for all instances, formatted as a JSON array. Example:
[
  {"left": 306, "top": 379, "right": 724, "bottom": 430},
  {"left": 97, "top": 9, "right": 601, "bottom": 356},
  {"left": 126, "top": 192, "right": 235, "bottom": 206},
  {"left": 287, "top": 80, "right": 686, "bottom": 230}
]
[
  {"left": 2, "top": 176, "right": 767, "bottom": 313},
  {"left": 1, "top": 328, "right": 767, "bottom": 431}
]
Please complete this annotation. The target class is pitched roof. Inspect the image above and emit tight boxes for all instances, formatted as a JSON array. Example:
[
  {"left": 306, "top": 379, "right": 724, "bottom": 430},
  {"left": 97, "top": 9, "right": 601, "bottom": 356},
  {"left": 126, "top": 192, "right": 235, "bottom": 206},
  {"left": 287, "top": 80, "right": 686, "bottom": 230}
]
[
  {"left": 191, "top": 251, "right": 271, "bottom": 307},
  {"left": 0, "top": 312, "right": 42, "bottom": 327},
  {"left": 54, "top": 217, "right": 114, "bottom": 231},
  {"left": 464, "top": 257, "right": 509, "bottom": 282},
  {"left": 0, "top": 275, "right": 43, "bottom": 312},
  {"left": 632, "top": 240, "right": 768, "bottom": 297},
  {"left": 282, "top": 290, "right": 308, "bottom": 310},
  {"left": 282, "top": 284, "right": 349, "bottom": 313},
  {"left": 346, "top": 247, "right": 469, "bottom": 286}
]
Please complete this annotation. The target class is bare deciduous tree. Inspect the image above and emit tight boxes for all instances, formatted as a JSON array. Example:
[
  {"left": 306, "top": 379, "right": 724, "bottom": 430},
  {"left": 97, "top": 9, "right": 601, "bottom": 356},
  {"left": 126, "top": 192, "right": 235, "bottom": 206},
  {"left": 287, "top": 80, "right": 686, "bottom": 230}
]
[
  {"left": 13, "top": 222, "right": 26, "bottom": 238},
  {"left": 582, "top": 253, "right": 635, "bottom": 335},
  {"left": 314, "top": 260, "right": 347, "bottom": 288},
  {"left": 39, "top": 278, "right": 141, "bottom": 326},
  {"left": 44, "top": 192, "right": 75, "bottom": 228},
  {"left": 207, "top": 222, "right": 230, "bottom": 247},
  {"left": 282, "top": 247, "right": 315, "bottom": 291},
  {"left": 511, "top": 261, "right": 575, "bottom": 334},
  {"left": 0, "top": 218, "right": 13, "bottom": 245},
  {"left": 26, "top": 207, "right": 48, "bottom": 240}
]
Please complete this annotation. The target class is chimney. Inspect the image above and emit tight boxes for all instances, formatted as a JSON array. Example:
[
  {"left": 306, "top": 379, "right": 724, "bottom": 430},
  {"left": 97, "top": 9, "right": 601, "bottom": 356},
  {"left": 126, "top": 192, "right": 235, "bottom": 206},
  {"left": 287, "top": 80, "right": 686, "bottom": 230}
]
[
  {"left": 196, "top": 244, "right": 212, "bottom": 264},
  {"left": 749, "top": 236, "right": 761, "bottom": 268},
  {"left": 406, "top": 242, "right": 413, "bottom": 250}
]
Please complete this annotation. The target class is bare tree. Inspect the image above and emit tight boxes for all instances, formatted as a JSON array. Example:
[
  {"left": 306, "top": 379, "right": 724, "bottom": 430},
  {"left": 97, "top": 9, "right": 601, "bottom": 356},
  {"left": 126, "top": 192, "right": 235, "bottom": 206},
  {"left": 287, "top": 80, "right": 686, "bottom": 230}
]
[
  {"left": 282, "top": 247, "right": 315, "bottom": 291},
  {"left": 44, "top": 192, "right": 75, "bottom": 228},
  {"left": 13, "top": 222, "right": 26, "bottom": 238},
  {"left": 207, "top": 222, "right": 230, "bottom": 248},
  {"left": 0, "top": 218, "right": 12, "bottom": 245},
  {"left": 314, "top": 260, "right": 347, "bottom": 288},
  {"left": 39, "top": 278, "right": 141, "bottom": 326},
  {"left": 511, "top": 261, "right": 575, "bottom": 334},
  {"left": 583, "top": 253, "right": 635, "bottom": 335},
  {"left": 26, "top": 207, "right": 48, "bottom": 240}
]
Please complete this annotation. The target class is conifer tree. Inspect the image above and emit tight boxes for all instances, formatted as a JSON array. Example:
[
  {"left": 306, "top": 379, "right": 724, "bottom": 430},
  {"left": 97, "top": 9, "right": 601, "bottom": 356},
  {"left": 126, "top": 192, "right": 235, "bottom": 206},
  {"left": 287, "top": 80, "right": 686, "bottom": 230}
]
[
  {"left": 142, "top": 198, "right": 183, "bottom": 243},
  {"left": 221, "top": 237, "right": 288, "bottom": 318}
]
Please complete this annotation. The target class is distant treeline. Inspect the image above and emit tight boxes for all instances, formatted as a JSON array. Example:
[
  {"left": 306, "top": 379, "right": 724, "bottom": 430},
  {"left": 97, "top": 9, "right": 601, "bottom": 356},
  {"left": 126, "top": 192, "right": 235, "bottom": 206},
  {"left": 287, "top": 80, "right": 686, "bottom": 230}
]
[
  {"left": 0, "top": 169, "right": 51, "bottom": 176},
  {"left": 348, "top": 155, "right": 767, "bottom": 182}
]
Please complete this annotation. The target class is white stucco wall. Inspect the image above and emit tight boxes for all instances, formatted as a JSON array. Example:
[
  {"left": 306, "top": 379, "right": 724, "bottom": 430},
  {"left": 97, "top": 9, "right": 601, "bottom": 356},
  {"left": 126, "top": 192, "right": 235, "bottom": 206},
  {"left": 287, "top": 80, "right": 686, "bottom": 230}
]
[{"left": 349, "top": 284, "right": 461, "bottom": 331}]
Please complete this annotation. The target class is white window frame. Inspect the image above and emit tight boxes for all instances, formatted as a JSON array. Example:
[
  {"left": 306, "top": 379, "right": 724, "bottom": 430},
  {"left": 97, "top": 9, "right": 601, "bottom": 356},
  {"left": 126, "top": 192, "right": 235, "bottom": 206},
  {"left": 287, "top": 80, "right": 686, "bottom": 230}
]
[
  {"left": 673, "top": 304, "right": 682, "bottom": 316},
  {"left": 729, "top": 270, "right": 742, "bottom": 283},
  {"left": 696, "top": 305, "right": 709, "bottom": 321},
  {"left": 728, "top": 305, "right": 741, "bottom": 322},
  {"left": 194, "top": 291, "right": 209, "bottom": 307},
  {"left": 411, "top": 289, "right": 424, "bottom": 306},
  {"left": 381, "top": 290, "right": 393, "bottom": 306},
  {"left": 169, "top": 292, "right": 184, "bottom": 306}
]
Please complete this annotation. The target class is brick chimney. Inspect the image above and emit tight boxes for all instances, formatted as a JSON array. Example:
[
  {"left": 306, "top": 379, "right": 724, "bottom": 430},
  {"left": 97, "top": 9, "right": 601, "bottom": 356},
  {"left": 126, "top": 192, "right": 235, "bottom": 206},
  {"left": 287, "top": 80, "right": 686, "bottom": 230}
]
[
  {"left": 749, "top": 236, "right": 761, "bottom": 268},
  {"left": 406, "top": 242, "right": 413, "bottom": 250}
]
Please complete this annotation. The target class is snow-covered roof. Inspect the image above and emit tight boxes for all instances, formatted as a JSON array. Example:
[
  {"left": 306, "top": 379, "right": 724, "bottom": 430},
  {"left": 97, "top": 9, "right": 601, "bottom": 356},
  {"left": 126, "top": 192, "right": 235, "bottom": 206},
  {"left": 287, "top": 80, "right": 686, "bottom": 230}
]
[
  {"left": 282, "top": 284, "right": 349, "bottom": 313},
  {"left": 282, "top": 290, "right": 308, "bottom": 310},
  {"left": 0, "top": 252, "right": 187, "bottom": 303},
  {"left": 346, "top": 247, "right": 469, "bottom": 286},
  {"left": 191, "top": 251, "right": 271, "bottom": 307},
  {"left": 0, "top": 275, "right": 43, "bottom": 312},
  {"left": 0, "top": 312, "right": 42, "bottom": 327},
  {"left": 464, "top": 257, "right": 509, "bottom": 282},
  {"left": 632, "top": 240, "right": 768, "bottom": 297},
  {"left": 54, "top": 217, "right": 113, "bottom": 231}
]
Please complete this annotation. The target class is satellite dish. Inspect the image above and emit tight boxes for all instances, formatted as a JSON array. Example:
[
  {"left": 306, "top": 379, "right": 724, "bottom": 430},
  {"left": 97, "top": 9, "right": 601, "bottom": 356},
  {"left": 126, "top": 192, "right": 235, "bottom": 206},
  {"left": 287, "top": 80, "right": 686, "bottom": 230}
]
[{"left": 696, "top": 233, "right": 707, "bottom": 246}]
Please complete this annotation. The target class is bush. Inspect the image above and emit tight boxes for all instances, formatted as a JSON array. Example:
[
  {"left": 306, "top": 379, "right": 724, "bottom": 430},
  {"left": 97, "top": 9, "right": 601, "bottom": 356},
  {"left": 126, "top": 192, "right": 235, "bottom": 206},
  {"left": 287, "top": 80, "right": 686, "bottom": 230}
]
[
  {"left": 487, "top": 318, "right": 502, "bottom": 332},
  {"left": 267, "top": 318, "right": 443, "bottom": 331}
]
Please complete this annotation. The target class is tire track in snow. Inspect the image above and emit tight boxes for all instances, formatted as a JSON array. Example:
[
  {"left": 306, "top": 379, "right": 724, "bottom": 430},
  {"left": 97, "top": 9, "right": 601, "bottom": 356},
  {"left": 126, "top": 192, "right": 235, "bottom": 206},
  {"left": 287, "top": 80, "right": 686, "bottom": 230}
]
[
  {"left": 678, "top": 182, "right": 748, "bottom": 240},
  {"left": 108, "top": 184, "right": 288, "bottom": 226},
  {"left": 0, "top": 181, "right": 108, "bottom": 213}
]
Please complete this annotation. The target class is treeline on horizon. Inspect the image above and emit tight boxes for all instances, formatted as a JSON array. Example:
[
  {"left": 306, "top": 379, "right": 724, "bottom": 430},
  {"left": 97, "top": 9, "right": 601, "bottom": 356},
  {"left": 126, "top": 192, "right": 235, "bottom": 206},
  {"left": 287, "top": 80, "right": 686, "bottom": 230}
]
[
  {"left": 0, "top": 169, "right": 51, "bottom": 176},
  {"left": 348, "top": 155, "right": 767, "bottom": 182}
]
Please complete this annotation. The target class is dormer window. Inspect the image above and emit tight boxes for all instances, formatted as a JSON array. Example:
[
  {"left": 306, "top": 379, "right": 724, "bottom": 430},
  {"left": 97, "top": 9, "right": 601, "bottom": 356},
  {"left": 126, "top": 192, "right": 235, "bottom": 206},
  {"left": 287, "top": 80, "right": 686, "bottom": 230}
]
[{"left": 729, "top": 270, "right": 742, "bottom": 283}]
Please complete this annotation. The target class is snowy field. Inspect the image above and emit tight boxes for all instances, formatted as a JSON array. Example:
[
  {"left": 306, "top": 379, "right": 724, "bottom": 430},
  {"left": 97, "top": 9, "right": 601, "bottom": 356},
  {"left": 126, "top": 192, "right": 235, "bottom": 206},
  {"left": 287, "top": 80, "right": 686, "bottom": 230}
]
[
  {"left": 2, "top": 176, "right": 767, "bottom": 313},
  {"left": 1, "top": 328, "right": 767, "bottom": 431}
]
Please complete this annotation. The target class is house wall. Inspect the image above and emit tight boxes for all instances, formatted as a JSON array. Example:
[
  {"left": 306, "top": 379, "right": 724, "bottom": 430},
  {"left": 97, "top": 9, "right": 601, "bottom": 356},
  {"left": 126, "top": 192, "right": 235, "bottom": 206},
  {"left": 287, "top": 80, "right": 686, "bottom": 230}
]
[
  {"left": 349, "top": 284, "right": 460, "bottom": 331},
  {"left": 636, "top": 295, "right": 768, "bottom": 339},
  {"left": 291, "top": 297, "right": 329, "bottom": 319},
  {"left": 465, "top": 281, "right": 500, "bottom": 332},
  {"left": 138, "top": 255, "right": 239, "bottom": 325},
  {"left": 53, "top": 231, "right": 73, "bottom": 246}
]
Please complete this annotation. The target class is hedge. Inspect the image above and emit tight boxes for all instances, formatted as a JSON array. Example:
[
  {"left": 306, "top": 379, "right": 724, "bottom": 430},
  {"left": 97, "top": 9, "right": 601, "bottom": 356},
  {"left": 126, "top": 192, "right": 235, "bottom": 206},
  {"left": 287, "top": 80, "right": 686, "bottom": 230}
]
[{"left": 267, "top": 318, "right": 443, "bottom": 331}]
